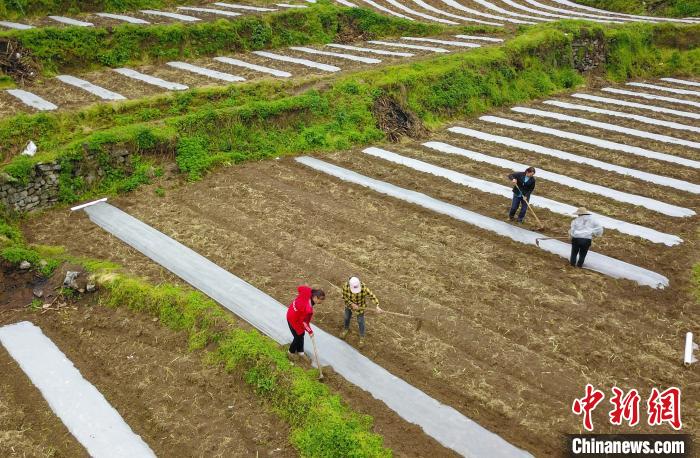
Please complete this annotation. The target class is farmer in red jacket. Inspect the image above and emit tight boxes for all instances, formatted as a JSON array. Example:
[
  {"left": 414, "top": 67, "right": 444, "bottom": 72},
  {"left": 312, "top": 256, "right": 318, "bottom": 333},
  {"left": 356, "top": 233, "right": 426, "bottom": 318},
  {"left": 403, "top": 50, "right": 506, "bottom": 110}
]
[{"left": 286, "top": 285, "right": 325, "bottom": 357}]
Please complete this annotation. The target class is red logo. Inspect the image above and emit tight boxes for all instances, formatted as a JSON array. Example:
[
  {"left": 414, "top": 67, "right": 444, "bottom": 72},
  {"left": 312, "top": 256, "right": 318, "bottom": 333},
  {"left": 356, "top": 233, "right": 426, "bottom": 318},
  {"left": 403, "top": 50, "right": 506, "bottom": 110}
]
[
  {"left": 572, "top": 386, "right": 682, "bottom": 431},
  {"left": 647, "top": 387, "right": 682, "bottom": 430},
  {"left": 572, "top": 384, "right": 605, "bottom": 431},
  {"left": 609, "top": 387, "right": 641, "bottom": 427}
]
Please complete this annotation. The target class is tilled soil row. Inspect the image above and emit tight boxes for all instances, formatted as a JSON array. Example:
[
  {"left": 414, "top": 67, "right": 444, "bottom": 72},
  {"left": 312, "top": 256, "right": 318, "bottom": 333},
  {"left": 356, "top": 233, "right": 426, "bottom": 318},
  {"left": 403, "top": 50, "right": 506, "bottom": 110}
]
[
  {"left": 453, "top": 119, "right": 700, "bottom": 207},
  {"left": 550, "top": 93, "right": 700, "bottom": 127},
  {"left": 482, "top": 110, "right": 700, "bottom": 181},
  {"left": 23, "top": 153, "right": 700, "bottom": 455},
  {"left": 414, "top": 133, "right": 690, "bottom": 229},
  {"left": 1, "top": 1, "right": 274, "bottom": 29},
  {"left": 516, "top": 101, "right": 700, "bottom": 144},
  {"left": 336, "top": 146, "right": 695, "bottom": 270},
  {"left": 0, "top": 344, "right": 85, "bottom": 458},
  {"left": 0, "top": 301, "right": 296, "bottom": 457}
]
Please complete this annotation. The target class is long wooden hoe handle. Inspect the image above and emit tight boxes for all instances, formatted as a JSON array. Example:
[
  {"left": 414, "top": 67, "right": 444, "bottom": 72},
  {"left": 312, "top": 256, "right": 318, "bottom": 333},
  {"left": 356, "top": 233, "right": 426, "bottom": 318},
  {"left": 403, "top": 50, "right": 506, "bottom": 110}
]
[
  {"left": 310, "top": 333, "right": 324, "bottom": 380},
  {"left": 366, "top": 308, "right": 415, "bottom": 319},
  {"left": 515, "top": 183, "right": 544, "bottom": 227}
]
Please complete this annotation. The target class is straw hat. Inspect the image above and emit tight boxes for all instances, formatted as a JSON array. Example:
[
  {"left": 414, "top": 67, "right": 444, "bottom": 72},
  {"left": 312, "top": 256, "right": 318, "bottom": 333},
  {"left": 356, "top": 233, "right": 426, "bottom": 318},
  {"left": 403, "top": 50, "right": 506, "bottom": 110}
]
[{"left": 573, "top": 207, "right": 590, "bottom": 216}]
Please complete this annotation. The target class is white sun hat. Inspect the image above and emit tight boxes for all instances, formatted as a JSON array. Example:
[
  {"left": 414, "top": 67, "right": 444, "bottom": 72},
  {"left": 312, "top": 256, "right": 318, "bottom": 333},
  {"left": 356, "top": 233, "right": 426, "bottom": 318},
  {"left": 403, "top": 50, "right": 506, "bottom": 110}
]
[{"left": 348, "top": 276, "right": 362, "bottom": 294}]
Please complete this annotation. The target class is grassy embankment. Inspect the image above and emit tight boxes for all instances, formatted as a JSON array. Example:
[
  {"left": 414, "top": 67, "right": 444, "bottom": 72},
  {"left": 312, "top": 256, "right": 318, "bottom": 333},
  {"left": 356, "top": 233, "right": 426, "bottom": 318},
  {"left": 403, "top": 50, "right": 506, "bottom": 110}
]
[
  {"left": 572, "top": 0, "right": 700, "bottom": 18},
  {"left": 0, "top": 20, "right": 698, "bottom": 194},
  {"left": 0, "top": 209, "right": 393, "bottom": 457},
  {"left": 1, "top": 4, "right": 449, "bottom": 75}
]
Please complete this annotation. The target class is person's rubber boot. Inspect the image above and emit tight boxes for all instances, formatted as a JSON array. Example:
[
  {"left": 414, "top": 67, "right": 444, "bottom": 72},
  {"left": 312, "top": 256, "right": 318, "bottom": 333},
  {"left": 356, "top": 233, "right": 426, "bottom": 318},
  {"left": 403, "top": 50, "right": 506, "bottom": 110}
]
[{"left": 340, "top": 329, "right": 349, "bottom": 340}]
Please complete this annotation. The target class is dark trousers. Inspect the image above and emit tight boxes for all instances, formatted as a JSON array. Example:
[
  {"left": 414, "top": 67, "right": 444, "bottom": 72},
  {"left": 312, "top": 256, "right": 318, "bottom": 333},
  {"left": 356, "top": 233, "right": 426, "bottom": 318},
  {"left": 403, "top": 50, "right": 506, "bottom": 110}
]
[
  {"left": 509, "top": 195, "right": 529, "bottom": 221},
  {"left": 570, "top": 237, "right": 592, "bottom": 267},
  {"left": 288, "top": 321, "right": 305, "bottom": 353},
  {"left": 344, "top": 308, "right": 366, "bottom": 337}
]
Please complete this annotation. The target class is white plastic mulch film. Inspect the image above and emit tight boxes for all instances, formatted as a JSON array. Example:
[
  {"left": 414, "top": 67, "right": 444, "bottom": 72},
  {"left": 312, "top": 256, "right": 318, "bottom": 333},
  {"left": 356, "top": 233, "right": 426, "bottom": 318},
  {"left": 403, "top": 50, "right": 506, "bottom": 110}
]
[
  {"left": 0, "top": 321, "right": 156, "bottom": 458},
  {"left": 363, "top": 147, "right": 681, "bottom": 246},
  {"left": 82, "top": 202, "right": 532, "bottom": 458},
  {"left": 295, "top": 157, "right": 669, "bottom": 289},
  {"left": 6, "top": 89, "right": 58, "bottom": 111},
  {"left": 423, "top": 139, "right": 694, "bottom": 218}
]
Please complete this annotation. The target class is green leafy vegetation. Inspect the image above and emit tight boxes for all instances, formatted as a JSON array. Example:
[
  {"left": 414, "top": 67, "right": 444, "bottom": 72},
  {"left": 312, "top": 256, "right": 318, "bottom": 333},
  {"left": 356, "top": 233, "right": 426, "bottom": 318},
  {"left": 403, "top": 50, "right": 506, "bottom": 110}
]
[
  {"left": 29, "top": 297, "right": 43, "bottom": 311},
  {"left": 97, "top": 271, "right": 391, "bottom": 457},
  {"left": 572, "top": 0, "right": 700, "bottom": 18},
  {"left": 0, "top": 209, "right": 60, "bottom": 276},
  {"left": 2, "top": 5, "right": 442, "bottom": 74},
  {"left": 176, "top": 135, "right": 218, "bottom": 181},
  {"left": 0, "top": 75, "right": 15, "bottom": 89}
]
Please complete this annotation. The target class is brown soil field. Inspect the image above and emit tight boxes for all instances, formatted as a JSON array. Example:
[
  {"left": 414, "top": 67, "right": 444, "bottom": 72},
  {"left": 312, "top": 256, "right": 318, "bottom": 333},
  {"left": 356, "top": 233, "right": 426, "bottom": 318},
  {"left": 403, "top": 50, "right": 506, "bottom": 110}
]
[
  {"left": 0, "top": 258, "right": 452, "bottom": 456},
  {"left": 22, "top": 95, "right": 700, "bottom": 453},
  {"left": 0, "top": 264, "right": 298, "bottom": 457}
]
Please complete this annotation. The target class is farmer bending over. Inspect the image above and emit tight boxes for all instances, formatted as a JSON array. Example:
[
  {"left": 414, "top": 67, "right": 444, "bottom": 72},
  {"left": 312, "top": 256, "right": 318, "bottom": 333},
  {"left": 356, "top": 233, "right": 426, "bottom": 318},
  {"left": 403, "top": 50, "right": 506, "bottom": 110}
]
[
  {"left": 569, "top": 207, "right": 603, "bottom": 268},
  {"left": 341, "top": 276, "right": 381, "bottom": 347},
  {"left": 287, "top": 285, "right": 325, "bottom": 357},
  {"left": 508, "top": 166, "right": 536, "bottom": 224}
]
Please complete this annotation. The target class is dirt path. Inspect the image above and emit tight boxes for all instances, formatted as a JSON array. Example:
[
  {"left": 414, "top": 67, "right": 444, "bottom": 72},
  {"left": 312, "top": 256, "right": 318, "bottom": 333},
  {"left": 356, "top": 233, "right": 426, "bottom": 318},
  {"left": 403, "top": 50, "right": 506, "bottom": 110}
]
[{"left": 0, "top": 268, "right": 296, "bottom": 458}]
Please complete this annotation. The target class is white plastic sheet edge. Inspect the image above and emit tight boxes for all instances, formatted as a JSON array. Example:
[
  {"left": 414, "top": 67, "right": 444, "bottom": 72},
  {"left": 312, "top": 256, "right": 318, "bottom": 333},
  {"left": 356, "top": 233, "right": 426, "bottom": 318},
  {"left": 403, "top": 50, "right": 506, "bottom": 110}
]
[
  {"left": 296, "top": 156, "right": 668, "bottom": 288},
  {"left": 0, "top": 321, "right": 156, "bottom": 458},
  {"left": 424, "top": 140, "right": 693, "bottom": 220},
  {"left": 364, "top": 147, "right": 681, "bottom": 246}
]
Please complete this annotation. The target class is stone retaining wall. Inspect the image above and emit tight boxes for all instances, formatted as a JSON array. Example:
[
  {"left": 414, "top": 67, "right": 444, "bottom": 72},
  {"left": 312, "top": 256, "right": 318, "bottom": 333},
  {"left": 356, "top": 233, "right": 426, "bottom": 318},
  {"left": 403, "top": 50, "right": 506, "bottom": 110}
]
[{"left": 0, "top": 147, "right": 133, "bottom": 212}]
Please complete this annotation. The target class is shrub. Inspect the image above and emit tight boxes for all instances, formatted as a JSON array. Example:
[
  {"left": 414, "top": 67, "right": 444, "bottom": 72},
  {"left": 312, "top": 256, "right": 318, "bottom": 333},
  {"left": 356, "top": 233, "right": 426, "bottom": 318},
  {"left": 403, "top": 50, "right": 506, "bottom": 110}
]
[{"left": 176, "top": 136, "right": 213, "bottom": 181}]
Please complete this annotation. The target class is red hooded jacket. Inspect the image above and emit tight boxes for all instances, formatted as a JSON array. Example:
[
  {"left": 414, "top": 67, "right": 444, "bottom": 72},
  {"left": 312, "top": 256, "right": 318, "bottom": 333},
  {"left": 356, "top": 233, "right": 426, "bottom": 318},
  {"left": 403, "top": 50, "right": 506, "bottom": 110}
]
[{"left": 286, "top": 285, "right": 314, "bottom": 335}]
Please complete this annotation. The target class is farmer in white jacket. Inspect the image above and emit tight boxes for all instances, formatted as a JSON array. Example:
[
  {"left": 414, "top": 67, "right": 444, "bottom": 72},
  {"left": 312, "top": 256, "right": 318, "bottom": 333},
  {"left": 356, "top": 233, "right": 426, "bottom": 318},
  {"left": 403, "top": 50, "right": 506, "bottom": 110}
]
[{"left": 569, "top": 207, "right": 603, "bottom": 268}]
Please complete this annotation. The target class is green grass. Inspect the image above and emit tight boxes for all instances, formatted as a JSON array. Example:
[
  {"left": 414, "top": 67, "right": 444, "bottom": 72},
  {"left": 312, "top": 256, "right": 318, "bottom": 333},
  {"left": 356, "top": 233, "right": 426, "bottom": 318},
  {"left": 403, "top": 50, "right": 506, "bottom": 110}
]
[
  {"left": 1, "top": 5, "right": 443, "bottom": 75},
  {"left": 0, "top": 209, "right": 61, "bottom": 276},
  {"left": 98, "top": 272, "right": 392, "bottom": 457},
  {"left": 0, "top": 0, "right": 299, "bottom": 18},
  {"left": 572, "top": 0, "right": 700, "bottom": 17}
]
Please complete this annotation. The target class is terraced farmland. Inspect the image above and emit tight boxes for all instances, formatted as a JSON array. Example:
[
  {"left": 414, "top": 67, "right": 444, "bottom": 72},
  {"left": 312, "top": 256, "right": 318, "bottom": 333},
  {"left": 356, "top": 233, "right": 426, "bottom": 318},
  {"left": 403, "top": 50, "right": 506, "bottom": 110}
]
[
  {"left": 0, "top": 34, "right": 504, "bottom": 117},
  {"left": 1, "top": 2, "right": 699, "bottom": 457}
]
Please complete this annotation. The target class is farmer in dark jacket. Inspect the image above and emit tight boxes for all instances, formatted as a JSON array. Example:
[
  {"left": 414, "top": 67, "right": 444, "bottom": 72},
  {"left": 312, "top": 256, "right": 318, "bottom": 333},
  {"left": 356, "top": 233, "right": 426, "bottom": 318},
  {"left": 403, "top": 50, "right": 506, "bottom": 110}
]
[{"left": 508, "top": 167, "right": 536, "bottom": 223}]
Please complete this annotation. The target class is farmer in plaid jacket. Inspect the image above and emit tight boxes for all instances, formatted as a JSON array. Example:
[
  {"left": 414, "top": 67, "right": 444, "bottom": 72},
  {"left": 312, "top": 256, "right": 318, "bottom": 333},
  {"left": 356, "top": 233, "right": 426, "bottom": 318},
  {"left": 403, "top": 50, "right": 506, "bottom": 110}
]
[{"left": 340, "top": 276, "right": 382, "bottom": 347}]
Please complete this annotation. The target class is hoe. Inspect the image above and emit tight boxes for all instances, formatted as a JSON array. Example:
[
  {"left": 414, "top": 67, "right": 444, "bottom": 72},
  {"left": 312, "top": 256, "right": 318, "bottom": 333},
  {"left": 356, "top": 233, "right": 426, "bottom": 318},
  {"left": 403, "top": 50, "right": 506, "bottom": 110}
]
[{"left": 514, "top": 183, "right": 545, "bottom": 231}]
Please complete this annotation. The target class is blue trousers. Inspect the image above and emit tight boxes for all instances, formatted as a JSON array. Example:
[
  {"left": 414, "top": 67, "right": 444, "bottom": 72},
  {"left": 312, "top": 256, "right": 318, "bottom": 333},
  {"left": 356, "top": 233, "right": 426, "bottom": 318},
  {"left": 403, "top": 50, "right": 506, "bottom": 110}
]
[
  {"left": 344, "top": 308, "right": 366, "bottom": 337},
  {"left": 509, "top": 195, "right": 529, "bottom": 221}
]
